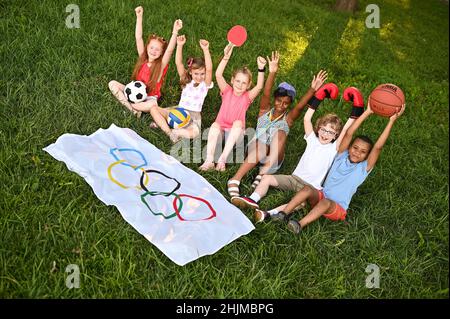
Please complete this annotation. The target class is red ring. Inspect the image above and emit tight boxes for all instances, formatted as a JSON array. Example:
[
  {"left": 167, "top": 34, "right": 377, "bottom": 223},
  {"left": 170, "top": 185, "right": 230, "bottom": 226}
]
[{"left": 172, "top": 194, "right": 217, "bottom": 221}]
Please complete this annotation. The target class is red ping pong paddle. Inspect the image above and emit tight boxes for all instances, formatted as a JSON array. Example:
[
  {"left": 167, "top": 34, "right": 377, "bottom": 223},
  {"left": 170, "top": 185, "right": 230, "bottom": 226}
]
[{"left": 227, "top": 25, "right": 247, "bottom": 47}]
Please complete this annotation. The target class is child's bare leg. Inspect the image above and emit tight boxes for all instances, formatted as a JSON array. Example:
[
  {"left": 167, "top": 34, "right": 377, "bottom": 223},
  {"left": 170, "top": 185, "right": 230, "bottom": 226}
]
[
  {"left": 200, "top": 122, "right": 222, "bottom": 170},
  {"left": 173, "top": 125, "right": 200, "bottom": 139},
  {"left": 284, "top": 186, "right": 319, "bottom": 215},
  {"left": 230, "top": 140, "right": 267, "bottom": 182},
  {"left": 149, "top": 106, "right": 172, "bottom": 134},
  {"left": 298, "top": 199, "right": 335, "bottom": 228},
  {"left": 259, "top": 131, "right": 286, "bottom": 175},
  {"left": 108, "top": 80, "right": 136, "bottom": 113},
  {"left": 253, "top": 174, "right": 278, "bottom": 199},
  {"left": 132, "top": 99, "right": 158, "bottom": 113},
  {"left": 216, "top": 120, "right": 244, "bottom": 171}
]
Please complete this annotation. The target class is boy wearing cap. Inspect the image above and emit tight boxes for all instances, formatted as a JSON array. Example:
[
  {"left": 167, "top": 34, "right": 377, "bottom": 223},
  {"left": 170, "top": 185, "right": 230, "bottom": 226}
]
[{"left": 227, "top": 51, "right": 328, "bottom": 202}]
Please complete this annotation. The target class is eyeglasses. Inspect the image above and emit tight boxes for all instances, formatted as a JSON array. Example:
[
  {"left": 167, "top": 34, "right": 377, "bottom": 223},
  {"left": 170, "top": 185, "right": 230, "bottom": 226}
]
[{"left": 319, "top": 127, "right": 337, "bottom": 136}]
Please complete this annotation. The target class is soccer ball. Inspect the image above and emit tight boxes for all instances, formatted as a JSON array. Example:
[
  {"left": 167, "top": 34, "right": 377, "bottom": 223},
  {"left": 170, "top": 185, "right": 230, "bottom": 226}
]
[
  {"left": 124, "top": 81, "right": 147, "bottom": 103},
  {"left": 167, "top": 108, "right": 191, "bottom": 129}
]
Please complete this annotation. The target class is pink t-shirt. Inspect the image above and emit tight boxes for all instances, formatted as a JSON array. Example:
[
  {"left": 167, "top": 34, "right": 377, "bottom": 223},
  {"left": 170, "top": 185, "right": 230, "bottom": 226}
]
[{"left": 215, "top": 85, "right": 252, "bottom": 130}]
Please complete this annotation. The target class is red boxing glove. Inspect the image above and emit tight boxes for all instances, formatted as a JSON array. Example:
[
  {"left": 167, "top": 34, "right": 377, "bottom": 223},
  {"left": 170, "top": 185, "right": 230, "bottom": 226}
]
[
  {"left": 308, "top": 83, "right": 339, "bottom": 110},
  {"left": 343, "top": 87, "right": 364, "bottom": 118}
]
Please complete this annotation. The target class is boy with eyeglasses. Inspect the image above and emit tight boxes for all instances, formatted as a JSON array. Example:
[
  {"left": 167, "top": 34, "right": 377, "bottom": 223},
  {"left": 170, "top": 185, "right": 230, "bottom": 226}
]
[
  {"left": 233, "top": 85, "right": 364, "bottom": 222},
  {"left": 274, "top": 102, "right": 405, "bottom": 234}
]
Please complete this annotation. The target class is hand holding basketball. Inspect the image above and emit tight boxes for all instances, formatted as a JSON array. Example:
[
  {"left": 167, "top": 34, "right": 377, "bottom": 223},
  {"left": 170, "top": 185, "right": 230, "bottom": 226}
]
[
  {"left": 389, "top": 103, "right": 406, "bottom": 122},
  {"left": 267, "top": 51, "right": 280, "bottom": 73}
]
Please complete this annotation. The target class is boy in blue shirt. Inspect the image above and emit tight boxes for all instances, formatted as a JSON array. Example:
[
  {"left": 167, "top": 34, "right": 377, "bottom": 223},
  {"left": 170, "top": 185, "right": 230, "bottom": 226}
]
[{"left": 270, "top": 102, "right": 405, "bottom": 234}]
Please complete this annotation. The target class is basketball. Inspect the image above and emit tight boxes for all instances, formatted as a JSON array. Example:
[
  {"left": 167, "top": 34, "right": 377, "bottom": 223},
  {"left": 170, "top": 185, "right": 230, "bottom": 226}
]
[
  {"left": 368, "top": 83, "right": 405, "bottom": 117},
  {"left": 167, "top": 107, "right": 191, "bottom": 129}
]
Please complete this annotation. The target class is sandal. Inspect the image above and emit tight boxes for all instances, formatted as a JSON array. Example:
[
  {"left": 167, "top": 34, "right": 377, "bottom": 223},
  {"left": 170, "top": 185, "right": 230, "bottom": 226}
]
[
  {"left": 251, "top": 174, "right": 263, "bottom": 189},
  {"left": 227, "top": 179, "right": 240, "bottom": 197}
]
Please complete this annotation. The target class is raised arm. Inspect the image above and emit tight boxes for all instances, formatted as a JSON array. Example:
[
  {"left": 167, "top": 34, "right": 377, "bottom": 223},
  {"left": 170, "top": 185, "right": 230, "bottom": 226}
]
[
  {"left": 175, "top": 35, "right": 186, "bottom": 78},
  {"left": 135, "top": 6, "right": 145, "bottom": 57},
  {"left": 199, "top": 39, "right": 213, "bottom": 86},
  {"left": 338, "top": 107, "right": 372, "bottom": 154},
  {"left": 259, "top": 51, "right": 279, "bottom": 116},
  {"left": 366, "top": 104, "right": 405, "bottom": 170},
  {"left": 335, "top": 86, "right": 365, "bottom": 149},
  {"left": 215, "top": 44, "right": 234, "bottom": 92},
  {"left": 287, "top": 70, "right": 327, "bottom": 127},
  {"left": 248, "top": 56, "right": 267, "bottom": 101},
  {"left": 159, "top": 19, "right": 183, "bottom": 80}
]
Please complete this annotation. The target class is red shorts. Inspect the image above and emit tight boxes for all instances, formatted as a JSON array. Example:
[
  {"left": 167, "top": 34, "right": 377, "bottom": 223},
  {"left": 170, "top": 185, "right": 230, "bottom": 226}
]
[{"left": 318, "top": 191, "right": 347, "bottom": 221}]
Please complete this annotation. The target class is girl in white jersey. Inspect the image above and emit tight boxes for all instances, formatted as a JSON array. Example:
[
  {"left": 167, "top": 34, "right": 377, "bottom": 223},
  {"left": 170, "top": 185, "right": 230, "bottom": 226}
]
[{"left": 148, "top": 35, "right": 213, "bottom": 143}]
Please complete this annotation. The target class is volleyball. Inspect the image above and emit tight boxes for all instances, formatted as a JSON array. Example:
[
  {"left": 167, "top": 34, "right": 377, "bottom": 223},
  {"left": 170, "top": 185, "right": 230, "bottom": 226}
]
[{"left": 167, "top": 107, "right": 191, "bottom": 129}]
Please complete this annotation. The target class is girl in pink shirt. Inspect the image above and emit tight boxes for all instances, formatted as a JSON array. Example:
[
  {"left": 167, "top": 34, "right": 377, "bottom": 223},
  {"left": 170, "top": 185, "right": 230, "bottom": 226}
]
[
  {"left": 108, "top": 6, "right": 182, "bottom": 117},
  {"left": 199, "top": 44, "right": 266, "bottom": 172}
]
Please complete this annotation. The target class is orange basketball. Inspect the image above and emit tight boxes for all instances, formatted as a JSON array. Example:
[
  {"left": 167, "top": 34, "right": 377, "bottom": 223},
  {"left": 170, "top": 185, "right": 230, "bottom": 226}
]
[{"left": 368, "top": 83, "right": 405, "bottom": 117}]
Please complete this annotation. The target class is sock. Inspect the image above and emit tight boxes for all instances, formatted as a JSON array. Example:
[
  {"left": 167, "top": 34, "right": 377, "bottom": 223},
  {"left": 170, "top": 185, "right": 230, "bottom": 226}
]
[
  {"left": 249, "top": 192, "right": 261, "bottom": 203},
  {"left": 268, "top": 208, "right": 279, "bottom": 216}
]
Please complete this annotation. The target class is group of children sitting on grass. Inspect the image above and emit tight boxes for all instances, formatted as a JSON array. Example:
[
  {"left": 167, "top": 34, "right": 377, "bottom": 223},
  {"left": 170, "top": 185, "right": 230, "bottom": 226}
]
[{"left": 108, "top": 7, "right": 405, "bottom": 234}]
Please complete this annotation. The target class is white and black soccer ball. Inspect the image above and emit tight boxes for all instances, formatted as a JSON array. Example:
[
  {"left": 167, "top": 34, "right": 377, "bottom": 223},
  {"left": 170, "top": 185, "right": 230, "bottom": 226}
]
[{"left": 124, "top": 81, "right": 147, "bottom": 103}]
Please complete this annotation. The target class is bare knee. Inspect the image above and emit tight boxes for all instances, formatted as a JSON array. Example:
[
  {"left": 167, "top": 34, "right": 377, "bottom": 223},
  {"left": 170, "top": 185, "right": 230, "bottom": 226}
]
[
  {"left": 108, "top": 80, "right": 120, "bottom": 91},
  {"left": 232, "top": 120, "right": 243, "bottom": 129},
  {"left": 211, "top": 122, "right": 222, "bottom": 131},
  {"left": 261, "top": 175, "right": 276, "bottom": 186}
]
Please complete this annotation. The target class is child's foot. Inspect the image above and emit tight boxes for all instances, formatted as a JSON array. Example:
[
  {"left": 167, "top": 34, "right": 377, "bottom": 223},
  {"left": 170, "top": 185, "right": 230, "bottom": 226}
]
[
  {"left": 169, "top": 132, "right": 181, "bottom": 143},
  {"left": 231, "top": 196, "right": 259, "bottom": 209},
  {"left": 287, "top": 220, "right": 302, "bottom": 234},
  {"left": 149, "top": 121, "right": 158, "bottom": 129},
  {"left": 254, "top": 209, "right": 270, "bottom": 223},
  {"left": 199, "top": 161, "right": 215, "bottom": 171},
  {"left": 215, "top": 161, "right": 226, "bottom": 172},
  {"left": 132, "top": 110, "right": 142, "bottom": 118}
]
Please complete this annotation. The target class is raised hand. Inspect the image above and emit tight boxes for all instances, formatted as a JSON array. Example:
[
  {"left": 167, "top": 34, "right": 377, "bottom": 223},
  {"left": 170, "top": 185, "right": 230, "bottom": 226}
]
[
  {"left": 310, "top": 70, "right": 328, "bottom": 91},
  {"left": 135, "top": 6, "right": 143, "bottom": 17},
  {"left": 199, "top": 39, "right": 209, "bottom": 50},
  {"left": 266, "top": 51, "right": 280, "bottom": 73},
  {"left": 177, "top": 35, "right": 186, "bottom": 45},
  {"left": 390, "top": 103, "right": 406, "bottom": 122},
  {"left": 223, "top": 43, "right": 234, "bottom": 59},
  {"left": 173, "top": 19, "right": 183, "bottom": 33},
  {"left": 257, "top": 56, "right": 267, "bottom": 69}
]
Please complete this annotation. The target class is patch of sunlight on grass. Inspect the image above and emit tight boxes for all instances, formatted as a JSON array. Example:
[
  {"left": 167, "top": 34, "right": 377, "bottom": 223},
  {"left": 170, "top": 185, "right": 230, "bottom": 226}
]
[
  {"left": 383, "top": 0, "right": 410, "bottom": 9},
  {"left": 280, "top": 25, "right": 313, "bottom": 74},
  {"left": 334, "top": 18, "right": 365, "bottom": 64}
]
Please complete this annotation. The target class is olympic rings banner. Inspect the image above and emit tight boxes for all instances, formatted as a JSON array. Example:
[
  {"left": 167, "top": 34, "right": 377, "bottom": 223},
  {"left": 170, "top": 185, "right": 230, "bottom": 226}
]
[{"left": 43, "top": 124, "right": 254, "bottom": 266}]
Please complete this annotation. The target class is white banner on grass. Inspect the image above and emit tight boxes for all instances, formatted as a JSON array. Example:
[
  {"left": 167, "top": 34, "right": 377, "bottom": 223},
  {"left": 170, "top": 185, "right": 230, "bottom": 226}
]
[{"left": 43, "top": 124, "right": 254, "bottom": 266}]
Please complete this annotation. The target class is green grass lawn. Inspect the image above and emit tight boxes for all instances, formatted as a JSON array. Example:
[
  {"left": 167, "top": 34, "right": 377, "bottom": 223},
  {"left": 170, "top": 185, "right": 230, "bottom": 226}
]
[{"left": 0, "top": 0, "right": 448, "bottom": 298}]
